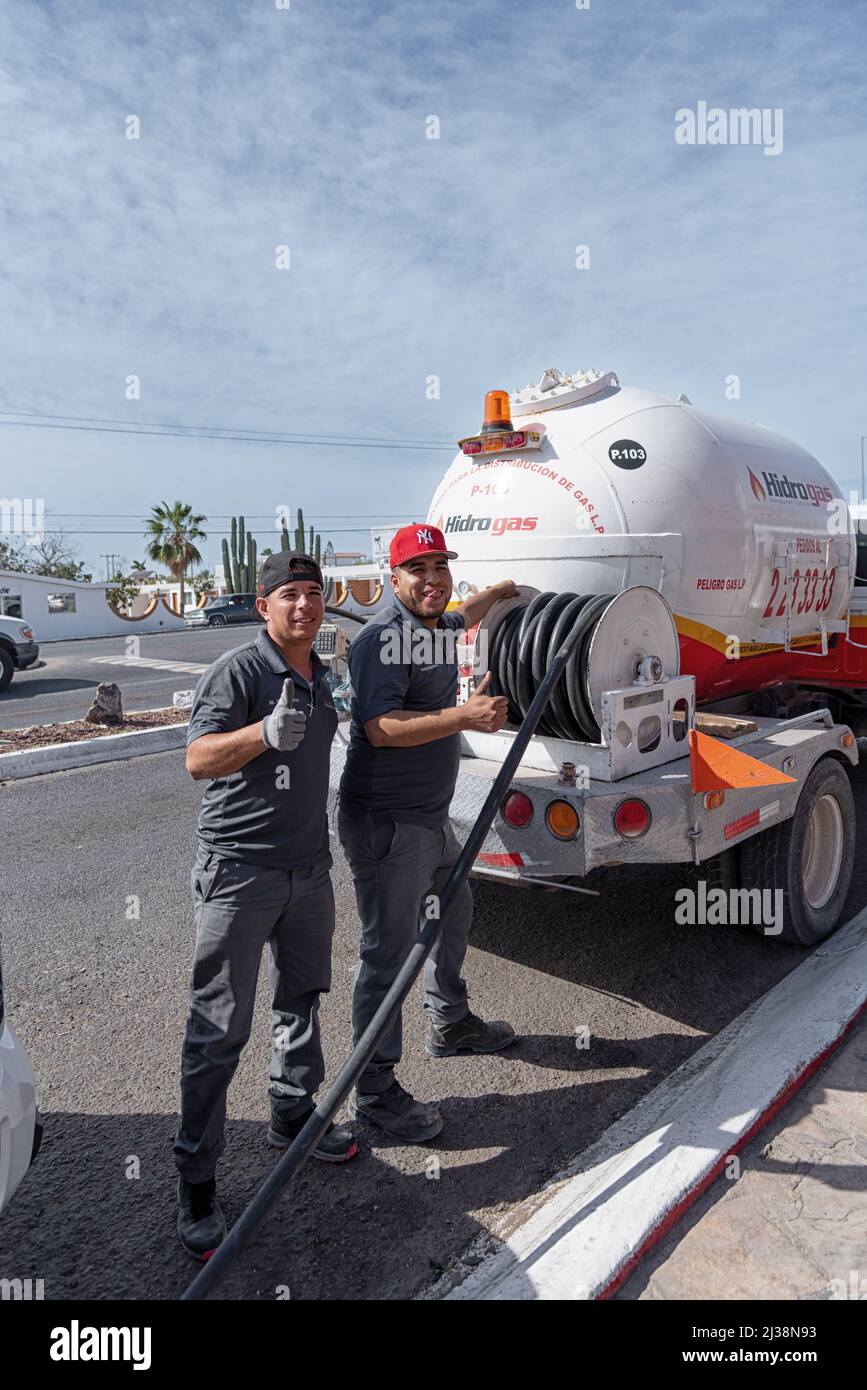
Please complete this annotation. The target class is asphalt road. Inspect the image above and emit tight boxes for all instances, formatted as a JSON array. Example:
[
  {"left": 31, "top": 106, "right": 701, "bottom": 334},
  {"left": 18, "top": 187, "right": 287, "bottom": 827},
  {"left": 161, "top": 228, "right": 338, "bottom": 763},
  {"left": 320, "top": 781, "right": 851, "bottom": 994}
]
[
  {"left": 1, "top": 749, "right": 865, "bottom": 1300},
  {"left": 0, "top": 624, "right": 356, "bottom": 731}
]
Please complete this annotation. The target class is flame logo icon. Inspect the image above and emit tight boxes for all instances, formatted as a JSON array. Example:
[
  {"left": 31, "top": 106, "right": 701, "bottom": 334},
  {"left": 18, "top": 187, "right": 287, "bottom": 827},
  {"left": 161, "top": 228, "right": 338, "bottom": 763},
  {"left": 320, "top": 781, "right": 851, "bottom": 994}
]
[{"left": 748, "top": 468, "right": 766, "bottom": 501}]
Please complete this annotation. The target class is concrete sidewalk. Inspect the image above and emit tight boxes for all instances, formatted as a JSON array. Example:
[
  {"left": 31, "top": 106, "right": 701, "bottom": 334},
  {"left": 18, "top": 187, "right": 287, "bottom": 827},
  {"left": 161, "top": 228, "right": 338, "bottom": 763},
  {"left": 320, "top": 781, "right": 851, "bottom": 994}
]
[
  {"left": 617, "top": 1011, "right": 867, "bottom": 1301},
  {"left": 431, "top": 911, "right": 867, "bottom": 1301}
]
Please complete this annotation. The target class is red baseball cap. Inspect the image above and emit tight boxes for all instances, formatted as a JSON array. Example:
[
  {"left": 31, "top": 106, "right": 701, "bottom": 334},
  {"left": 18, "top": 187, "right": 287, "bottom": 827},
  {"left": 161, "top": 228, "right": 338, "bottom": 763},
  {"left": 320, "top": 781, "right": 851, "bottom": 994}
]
[{"left": 389, "top": 523, "right": 458, "bottom": 568}]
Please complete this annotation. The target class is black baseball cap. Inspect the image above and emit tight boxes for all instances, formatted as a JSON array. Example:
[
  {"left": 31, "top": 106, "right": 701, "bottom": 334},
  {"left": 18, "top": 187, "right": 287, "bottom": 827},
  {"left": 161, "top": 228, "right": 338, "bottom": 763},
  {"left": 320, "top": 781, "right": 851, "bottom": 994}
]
[{"left": 257, "top": 551, "right": 324, "bottom": 597}]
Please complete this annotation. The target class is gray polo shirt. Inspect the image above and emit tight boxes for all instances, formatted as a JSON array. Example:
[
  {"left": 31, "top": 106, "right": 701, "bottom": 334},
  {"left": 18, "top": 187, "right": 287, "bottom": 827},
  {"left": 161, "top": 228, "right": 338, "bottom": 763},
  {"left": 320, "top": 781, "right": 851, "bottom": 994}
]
[
  {"left": 187, "top": 627, "right": 337, "bottom": 868},
  {"left": 339, "top": 596, "right": 465, "bottom": 828}
]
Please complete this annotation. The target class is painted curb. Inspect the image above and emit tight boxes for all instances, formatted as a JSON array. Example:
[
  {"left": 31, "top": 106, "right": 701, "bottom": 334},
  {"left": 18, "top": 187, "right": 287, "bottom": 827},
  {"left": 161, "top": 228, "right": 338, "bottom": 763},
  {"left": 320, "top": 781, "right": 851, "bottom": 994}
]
[
  {"left": 0, "top": 721, "right": 188, "bottom": 779},
  {"left": 431, "top": 907, "right": 867, "bottom": 1301}
]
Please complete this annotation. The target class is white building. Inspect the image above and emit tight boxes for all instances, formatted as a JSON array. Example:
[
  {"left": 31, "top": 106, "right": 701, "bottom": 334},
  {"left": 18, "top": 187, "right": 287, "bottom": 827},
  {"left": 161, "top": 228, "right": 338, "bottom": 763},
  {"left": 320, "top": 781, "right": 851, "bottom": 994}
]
[
  {"left": 370, "top": 525, "right": 402, "bottom": 572},
  {"left": 0, "top": 570, "right": 186, "bottom": 642}
]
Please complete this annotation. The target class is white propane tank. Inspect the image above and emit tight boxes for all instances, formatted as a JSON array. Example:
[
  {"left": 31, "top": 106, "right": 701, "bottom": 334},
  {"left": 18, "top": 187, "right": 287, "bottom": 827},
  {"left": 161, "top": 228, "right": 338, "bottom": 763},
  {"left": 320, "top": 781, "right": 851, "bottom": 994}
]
[{"left": 427, "top": 369, "right": 855, "bottom": 705}]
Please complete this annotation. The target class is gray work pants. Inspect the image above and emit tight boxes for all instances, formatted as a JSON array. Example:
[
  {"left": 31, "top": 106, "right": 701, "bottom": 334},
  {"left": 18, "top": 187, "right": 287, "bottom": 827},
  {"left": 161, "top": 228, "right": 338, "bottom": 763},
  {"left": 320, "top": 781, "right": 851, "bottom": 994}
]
[
  {"left": 337, "top": 808, "right": 471, "bottom": 1094},
  {"left": 173, "top": 847, "right": 335, "bottom": 1182}
]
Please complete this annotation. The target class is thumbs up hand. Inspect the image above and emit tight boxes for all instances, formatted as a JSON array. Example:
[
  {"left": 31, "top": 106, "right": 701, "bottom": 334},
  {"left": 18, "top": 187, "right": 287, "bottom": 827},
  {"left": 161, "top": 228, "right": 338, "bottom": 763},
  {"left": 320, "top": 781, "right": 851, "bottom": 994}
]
[
  {"left": 461, "top": 670, "right": 509, "bottom": 732},
  {"left": 261, "top": 677, "right": 308, "bottom": 750}
]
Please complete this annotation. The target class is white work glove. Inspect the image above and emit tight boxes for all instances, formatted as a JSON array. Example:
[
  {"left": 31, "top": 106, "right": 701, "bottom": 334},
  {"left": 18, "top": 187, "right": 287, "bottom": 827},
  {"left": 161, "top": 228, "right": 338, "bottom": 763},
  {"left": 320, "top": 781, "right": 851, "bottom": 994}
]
[{"left": 261, "top": 677, "right": 307, "bottom": 751}]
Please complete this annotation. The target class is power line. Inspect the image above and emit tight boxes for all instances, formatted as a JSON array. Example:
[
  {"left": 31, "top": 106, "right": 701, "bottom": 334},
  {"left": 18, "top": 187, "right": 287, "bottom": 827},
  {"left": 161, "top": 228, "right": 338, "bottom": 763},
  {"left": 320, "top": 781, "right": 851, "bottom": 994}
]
[
  {"left": 43, "top": 513, "right": 419, "bottom": 520},
  {"left": 0, "top": 411, "right": 455, "bottom": 451},
  {"left": 0, "top": 406, "right": 455, "bottom": 446},
  {"left": 26, "top": 526, "right": 408, "bottom": 536}
]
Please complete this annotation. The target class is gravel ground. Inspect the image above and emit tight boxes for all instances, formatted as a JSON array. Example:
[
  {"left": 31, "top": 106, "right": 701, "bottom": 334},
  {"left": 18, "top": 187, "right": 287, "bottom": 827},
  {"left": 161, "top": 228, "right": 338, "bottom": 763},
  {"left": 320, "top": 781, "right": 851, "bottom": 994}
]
[{"left": 0, "top": 708, "right": 189, "bottom": 752}]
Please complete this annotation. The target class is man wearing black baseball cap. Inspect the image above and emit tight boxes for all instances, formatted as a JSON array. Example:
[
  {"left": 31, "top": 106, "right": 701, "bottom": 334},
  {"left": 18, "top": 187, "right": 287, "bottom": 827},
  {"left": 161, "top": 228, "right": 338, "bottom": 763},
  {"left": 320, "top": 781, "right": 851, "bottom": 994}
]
[
  {"left": 173, "top": 550, "right": 356, "bottom": 1261},
  {"left": 338, "top": 524, "right": 520, "bottom": 1143}
]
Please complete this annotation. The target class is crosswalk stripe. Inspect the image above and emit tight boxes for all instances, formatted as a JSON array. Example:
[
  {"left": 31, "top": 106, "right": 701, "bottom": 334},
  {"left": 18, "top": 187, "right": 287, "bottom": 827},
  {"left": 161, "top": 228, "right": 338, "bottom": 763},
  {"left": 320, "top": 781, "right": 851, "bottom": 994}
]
[{"left": 89, "top": 656, "right": 208, "bottom": 674}]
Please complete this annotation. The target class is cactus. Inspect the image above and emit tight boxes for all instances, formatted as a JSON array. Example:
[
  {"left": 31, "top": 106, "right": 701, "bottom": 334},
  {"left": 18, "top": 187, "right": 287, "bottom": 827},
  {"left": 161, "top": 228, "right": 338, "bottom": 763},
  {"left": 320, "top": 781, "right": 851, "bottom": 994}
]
[
  {"left": 225, "top": 514, "right": 257, "bottom": 591},
  {"left": 276, "top": 507, "right": 320, "bottom": 562},
  {"left": 221, "top": 537, "right": 231, "bottom": 590}
]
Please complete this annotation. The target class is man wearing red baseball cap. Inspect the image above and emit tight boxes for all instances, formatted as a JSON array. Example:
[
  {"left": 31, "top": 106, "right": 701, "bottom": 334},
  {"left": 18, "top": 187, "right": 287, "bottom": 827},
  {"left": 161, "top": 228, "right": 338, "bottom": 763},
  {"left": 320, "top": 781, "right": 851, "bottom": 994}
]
[{"left": 338, "top": 523, "right": 519, "bottom": 1142}]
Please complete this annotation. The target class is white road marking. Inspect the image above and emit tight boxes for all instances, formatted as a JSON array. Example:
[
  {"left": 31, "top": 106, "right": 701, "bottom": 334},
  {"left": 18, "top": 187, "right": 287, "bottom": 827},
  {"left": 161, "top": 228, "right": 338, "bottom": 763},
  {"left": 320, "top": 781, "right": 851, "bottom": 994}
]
[{"left": 89, "top": 656, "right": 208, "bottom": 675}]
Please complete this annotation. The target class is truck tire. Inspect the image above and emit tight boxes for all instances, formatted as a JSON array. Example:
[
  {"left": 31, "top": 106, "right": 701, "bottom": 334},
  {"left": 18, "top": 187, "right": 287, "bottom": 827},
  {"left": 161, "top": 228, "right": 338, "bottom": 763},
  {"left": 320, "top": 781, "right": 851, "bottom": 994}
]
[
  {"left": 681, "top": 847, "right": 739, "bottom": 896},
  {"left": 739, "top": 757, "right": 855, "bottom": 946},
  {"left": 209, "top": 614, "right": 227, "bottom": 627},
  {"left": 0, "top": 647, "right": 14, "bottom": 692}
]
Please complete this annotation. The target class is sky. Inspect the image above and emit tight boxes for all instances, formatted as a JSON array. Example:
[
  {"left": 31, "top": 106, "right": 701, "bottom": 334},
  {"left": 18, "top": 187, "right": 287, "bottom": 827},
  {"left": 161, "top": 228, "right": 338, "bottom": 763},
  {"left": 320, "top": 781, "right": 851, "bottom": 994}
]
[{"left": 1, "top": 0, "right": 865, "bottom": 579}]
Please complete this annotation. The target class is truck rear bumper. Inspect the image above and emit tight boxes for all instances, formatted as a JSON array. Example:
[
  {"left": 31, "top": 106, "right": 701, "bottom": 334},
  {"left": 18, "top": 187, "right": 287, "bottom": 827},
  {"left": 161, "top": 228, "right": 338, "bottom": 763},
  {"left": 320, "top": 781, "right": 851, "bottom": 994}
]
[
  {"left": 328, "top": 712, "right": 857, "bottom": 884},
  {"left": 452, "top": 713, "right": 858, "bottom": 879}
]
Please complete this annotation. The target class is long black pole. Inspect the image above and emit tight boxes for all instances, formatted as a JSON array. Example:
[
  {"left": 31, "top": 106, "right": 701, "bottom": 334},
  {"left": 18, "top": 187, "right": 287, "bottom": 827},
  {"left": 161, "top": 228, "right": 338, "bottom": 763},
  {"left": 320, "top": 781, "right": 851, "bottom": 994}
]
[{"left": 183, "top": 617, "right": 587, "bottom": 1299}]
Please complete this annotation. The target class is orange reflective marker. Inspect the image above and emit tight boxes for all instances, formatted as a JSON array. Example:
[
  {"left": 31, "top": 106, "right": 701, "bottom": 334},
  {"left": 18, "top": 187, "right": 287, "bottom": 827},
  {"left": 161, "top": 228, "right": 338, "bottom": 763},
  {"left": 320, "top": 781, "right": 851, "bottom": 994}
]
[{"left": 688, "top": 728, "right": 796, "bottom": 793}]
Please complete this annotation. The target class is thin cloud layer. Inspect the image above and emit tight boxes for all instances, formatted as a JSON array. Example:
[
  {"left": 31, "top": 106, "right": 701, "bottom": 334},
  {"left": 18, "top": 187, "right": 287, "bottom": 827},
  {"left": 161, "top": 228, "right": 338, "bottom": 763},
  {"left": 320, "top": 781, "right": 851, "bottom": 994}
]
[{"left": 1, "top": 0, "right": 865, "bottom": 567}]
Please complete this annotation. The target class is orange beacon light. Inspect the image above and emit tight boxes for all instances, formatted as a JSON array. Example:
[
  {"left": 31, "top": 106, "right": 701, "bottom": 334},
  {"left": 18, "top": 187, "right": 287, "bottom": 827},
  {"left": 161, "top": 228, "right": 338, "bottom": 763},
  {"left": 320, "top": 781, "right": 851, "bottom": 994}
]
[{"left": 481, "top": 389, "right": 513, "bottom": 435}]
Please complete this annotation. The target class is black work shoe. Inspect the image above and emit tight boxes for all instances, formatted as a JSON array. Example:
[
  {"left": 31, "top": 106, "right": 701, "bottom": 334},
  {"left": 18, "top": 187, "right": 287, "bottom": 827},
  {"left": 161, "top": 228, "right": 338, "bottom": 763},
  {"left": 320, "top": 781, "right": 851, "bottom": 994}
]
[
  {"left": 267, "top": 1110, "right": 358, "bottom": 1163},
  {"left": 348, "top": 1078, "right": 443, "bottom": 1143},
  {"left": 177, "top": 1177, "right": 227, "bottom": 1262},
  {"left": 426, "top": 1010, "right": 517, "bottom": 1058}
]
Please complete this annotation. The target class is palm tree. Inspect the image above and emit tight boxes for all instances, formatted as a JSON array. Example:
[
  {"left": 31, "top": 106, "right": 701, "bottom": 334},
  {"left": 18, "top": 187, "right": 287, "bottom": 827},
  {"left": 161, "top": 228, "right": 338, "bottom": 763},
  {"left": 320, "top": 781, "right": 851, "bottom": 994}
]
[{"left": 144, "top": 501, "right": 207, "bottom": 615}]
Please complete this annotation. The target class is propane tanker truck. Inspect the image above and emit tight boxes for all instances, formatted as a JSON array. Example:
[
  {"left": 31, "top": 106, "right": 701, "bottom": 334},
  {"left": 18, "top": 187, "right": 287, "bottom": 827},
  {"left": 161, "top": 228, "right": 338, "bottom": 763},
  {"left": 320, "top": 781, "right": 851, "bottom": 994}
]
[{"left": 328, "top": 367, "right": 867, "bottom": 946}]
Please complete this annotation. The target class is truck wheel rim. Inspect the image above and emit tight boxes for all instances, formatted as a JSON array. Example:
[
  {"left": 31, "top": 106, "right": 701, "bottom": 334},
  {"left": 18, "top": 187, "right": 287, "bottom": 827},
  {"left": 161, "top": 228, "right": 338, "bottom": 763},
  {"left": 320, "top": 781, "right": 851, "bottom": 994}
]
[{"left": 802, "top": 793, "right": 844, "bottom": 911}]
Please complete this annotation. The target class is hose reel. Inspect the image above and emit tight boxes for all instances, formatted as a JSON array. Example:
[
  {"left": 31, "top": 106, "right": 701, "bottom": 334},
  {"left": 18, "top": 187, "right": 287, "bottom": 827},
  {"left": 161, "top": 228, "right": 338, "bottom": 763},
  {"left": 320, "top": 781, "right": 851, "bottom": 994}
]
[{"left": 474, "top": 585, "right": 681, "bottom": 743}]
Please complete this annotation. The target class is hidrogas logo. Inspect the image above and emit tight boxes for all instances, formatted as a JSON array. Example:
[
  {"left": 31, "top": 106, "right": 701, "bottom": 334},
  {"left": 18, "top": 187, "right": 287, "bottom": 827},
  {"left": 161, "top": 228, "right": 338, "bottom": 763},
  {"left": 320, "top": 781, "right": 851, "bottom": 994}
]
[
  {"left": 747, "top": 468, "right": 766, "bottom": 502},
  {"left": 746, "top": 468, "right": 833, "bottom": 508},
  {"left": 443, "top": 513, "right": 538, "bottom": 536}
]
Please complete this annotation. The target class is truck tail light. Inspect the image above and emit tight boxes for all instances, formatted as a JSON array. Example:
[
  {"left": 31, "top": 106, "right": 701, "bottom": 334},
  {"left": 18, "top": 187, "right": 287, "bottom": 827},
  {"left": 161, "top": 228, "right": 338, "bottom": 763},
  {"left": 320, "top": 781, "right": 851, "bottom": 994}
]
[
  {"left": 613, "top": 799, "right": 651, "bottom": 839},
  {"left": 462, "top": 430, "right": 528, "bottom": 456},
  {"left": 545, "top": 800, "right": 579, "bottom": 840},
  {"left": 502, "top": 790, "right": 533, "bottom": 828}
]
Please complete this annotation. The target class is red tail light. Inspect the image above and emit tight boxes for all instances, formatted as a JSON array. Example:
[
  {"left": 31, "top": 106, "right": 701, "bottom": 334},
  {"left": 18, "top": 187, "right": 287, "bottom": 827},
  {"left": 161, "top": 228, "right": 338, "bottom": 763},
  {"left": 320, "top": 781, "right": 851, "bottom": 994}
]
[
  {"left": 502, "top": 791, "right": 533, "bottom": 828},
  {"left": 613, "top": 799, "right": 651, "bottom": 839}
]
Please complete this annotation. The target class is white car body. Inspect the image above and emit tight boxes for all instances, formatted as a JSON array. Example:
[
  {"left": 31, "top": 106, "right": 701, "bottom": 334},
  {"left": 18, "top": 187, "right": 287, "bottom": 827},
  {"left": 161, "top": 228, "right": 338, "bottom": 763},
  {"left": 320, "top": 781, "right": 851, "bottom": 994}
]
[
  {"left": 0, "top": 949, "right": 40, "bottom": 1214},
  {"left": 0, "top": 613, "right": 40, "bottom": 691}
]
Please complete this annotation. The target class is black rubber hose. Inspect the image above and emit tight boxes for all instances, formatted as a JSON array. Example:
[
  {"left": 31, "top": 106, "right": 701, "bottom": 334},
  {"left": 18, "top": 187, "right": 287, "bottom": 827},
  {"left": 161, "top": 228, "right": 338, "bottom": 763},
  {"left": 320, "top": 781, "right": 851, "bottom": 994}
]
[
  {"left": 487, "top": 591, "right": 615, "bottom": 742},
  {"left": 324, "top": 605, "right": 368, "bottom": 624}
]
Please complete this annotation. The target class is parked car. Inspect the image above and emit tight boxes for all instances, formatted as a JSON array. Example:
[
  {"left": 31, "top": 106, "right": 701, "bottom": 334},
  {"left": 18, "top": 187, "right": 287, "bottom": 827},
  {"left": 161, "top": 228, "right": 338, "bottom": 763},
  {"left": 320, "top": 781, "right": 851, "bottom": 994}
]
[
  {"left": 0, "top": 941, "right": 41, "bottom": 1214},
  {"left": 0, "top": 616, "right": 39, "bottom": 692},
  {"left": 185, "top": 594, "right": 263, "bottom": 628}
]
